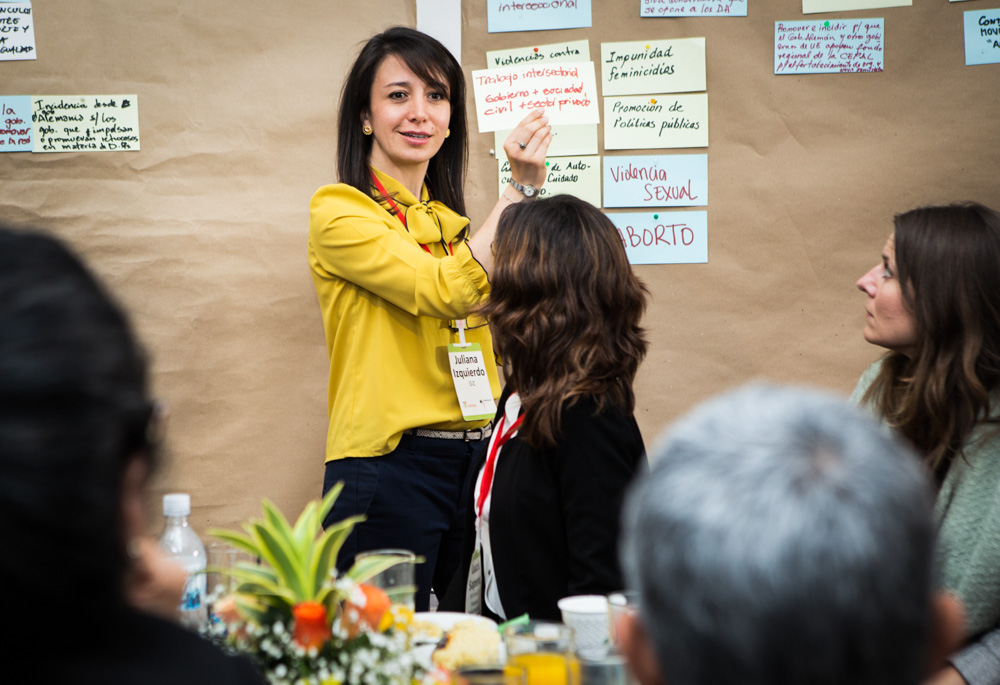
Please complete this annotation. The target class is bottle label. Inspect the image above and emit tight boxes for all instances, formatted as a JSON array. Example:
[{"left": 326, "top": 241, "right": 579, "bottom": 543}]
[{"left": 181, "top": 573, "right": 206, "bottom": 612}]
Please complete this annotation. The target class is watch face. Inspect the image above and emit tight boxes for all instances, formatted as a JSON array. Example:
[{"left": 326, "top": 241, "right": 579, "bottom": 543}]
[{"left": 523, "top": 185, "right": 537, "bottom": 197}]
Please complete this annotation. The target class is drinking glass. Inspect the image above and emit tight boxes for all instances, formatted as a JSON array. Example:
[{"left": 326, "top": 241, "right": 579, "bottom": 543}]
[
  {"left": 576, "top": 649, "right": 633, "bottom": 685},
  {"left": 606, "top": 591, "right": 639, "bottom": 648},
  {"left": 504, "top": 621, "right": 573, "bottom": 685},
  {"left": 455, "top": 665, "right": 527, "bottom": 685},
  {"left": 355, "top": 548, "right": 417, "bottom": 608}
]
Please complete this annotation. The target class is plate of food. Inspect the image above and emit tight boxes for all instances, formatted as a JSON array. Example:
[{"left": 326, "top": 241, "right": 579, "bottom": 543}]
[{"left": 411, "top": 612, "right": 502, "bottom": 670}]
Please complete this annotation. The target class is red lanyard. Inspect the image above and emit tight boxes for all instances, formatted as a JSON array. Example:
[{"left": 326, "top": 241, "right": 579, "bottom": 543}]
[
  {"left": 369, "top": 169, "right": 452, "bottom": 256},
  {"left": 477, "top": 413, "right": 524, "bottom": 518}
]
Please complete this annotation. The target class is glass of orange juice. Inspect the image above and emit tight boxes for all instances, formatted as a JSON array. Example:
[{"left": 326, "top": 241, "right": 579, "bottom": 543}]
[{"left": 504, "top": 621, "right": 574, "bottom": 685}]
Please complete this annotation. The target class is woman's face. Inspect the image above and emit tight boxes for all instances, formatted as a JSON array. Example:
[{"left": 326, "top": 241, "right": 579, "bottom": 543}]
[
  {"left": 856, "top": 233, "right": 918, "bottom": 357},
  {"left": 363, "top": 54, "right": 451, "bottom": 182}
]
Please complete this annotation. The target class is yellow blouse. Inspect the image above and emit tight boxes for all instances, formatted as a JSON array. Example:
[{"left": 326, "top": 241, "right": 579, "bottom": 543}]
[{"left": 308, "top": 167, "right": 500, "bottom": 461}]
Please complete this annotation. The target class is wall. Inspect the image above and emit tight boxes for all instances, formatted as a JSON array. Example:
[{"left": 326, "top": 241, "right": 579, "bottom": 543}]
[{"left": 2, "top": 0, "right": 998, "bottom": 533}]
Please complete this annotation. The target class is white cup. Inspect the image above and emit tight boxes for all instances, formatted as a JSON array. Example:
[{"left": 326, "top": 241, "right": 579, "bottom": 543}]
[{"left": 557, "top": 594, "right": 611, "bottom": 653}]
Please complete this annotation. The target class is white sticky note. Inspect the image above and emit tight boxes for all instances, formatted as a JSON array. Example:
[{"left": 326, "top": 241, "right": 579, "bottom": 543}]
[
  {"left": 604, "top": 94, "right": 708, "bottom": 150},
  {"left": 603, "top": 154, "right": 707, "bottom": 208},
  {"left": 0, "top": 2, "right": 36, "bottom": 61},
  {"left": 607, "top": 210, "right": 708, "bottom": 264},
  {"left": 472, "top": 62, "right": 600, "bottom": 132}
]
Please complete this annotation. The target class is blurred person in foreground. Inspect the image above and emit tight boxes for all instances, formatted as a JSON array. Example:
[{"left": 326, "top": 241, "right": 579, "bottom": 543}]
[
  {"left": 617, "top": 384, "right": 964, "bottom": 685},
  {"left": 0, "top": 225, "right": 263, "bottom": 683}
]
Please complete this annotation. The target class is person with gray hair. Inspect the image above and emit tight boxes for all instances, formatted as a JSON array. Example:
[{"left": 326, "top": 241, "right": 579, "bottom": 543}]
[{"left": 616, "top": 383, "right": 964, "bottom": 685}]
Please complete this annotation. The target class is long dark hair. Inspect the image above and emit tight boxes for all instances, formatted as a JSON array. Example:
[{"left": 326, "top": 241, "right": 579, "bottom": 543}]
[
  {"left": 863, "top": 202, "right": 1000, "bottom": 476},
  {"left": 0, "top": 226, "right": 155, "bottom": 620},
  {"left": 479, "top": 196, "right": 649, "bottom": 446},
  {"left": 337, "top": 26, "right": 468, "bottom": 216}
]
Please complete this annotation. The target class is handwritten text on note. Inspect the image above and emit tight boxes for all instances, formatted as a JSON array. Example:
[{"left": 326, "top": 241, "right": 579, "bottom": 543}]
[
  {"left": 0, "top": 2, "right": 35, "bottom": 61},
  {"left": 641, "top": 0, "right": 747, "bottom": 18},
  {"left": 486, "top": 39, "right": 590, "bottom": 69},
  {"left": 499, "top": 155, "right": 601, "bottom": 206},
  {"left": 603, "top": 154, "right": 707, "bottom": 208},
  {"left": 603, "top": 94, "right": 708, "bottom": 150},
  {"left": 472, "top": 62, "right": 600, "bottom": 132},
  {"left": 775, "top": 19, "right": 884, "bottom": 74},
  {"left": 0, "top": 95, "right": 32, "bottom": 152},
  {"left": 32, "top": 95, "right": 140, "bottom": 153},
  {"left": 607, "top": 210, "right": 708, "bottom": 264},
  {"left": 601, "top": 38, "right": 706, "bottom": 96},
  {"left": 964, "top": 8, "right": 1000, "bottom": 66},
  {"left": 487, "top": 0, "right": 592, "bottom": 34}
]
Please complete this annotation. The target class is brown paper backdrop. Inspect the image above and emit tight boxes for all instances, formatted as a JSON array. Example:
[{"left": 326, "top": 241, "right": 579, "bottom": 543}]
[
  {"left": 1, "top": 0, "right": 998, "bottom": 536},
  {"left": 462, "top": 0, "right": 1000, "bottom": 448}
]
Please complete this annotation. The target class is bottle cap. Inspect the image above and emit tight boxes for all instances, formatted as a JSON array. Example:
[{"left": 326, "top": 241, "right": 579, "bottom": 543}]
[{"left": 163, "top": 493, "right": 191, "bottom": 517}]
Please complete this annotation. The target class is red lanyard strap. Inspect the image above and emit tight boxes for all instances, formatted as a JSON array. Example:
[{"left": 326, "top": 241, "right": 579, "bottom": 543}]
[
  {"left": 369, "top": 169, "right": 453, "bottom": 256},
  {"left": 477, "top": 413, "right": 525, "bottom": 518}
]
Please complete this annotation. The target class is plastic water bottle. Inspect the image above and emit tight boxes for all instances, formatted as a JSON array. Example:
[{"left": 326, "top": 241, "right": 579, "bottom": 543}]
[{"left": 159, "top": 493, "right": 207, "bottom": 630}]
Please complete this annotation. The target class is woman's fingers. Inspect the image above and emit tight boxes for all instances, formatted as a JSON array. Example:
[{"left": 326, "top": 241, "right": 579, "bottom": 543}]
[
  {"left": 505, "top": 110, "right": 552, "bottom": 188},
  {"left": 505, "top": 109, "right": 548, "bottom": 157}
]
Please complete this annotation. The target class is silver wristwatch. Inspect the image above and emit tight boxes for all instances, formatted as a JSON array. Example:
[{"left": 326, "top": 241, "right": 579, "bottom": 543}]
[{"left": 509, "top": 179, "right": 538, "bottom": 200}]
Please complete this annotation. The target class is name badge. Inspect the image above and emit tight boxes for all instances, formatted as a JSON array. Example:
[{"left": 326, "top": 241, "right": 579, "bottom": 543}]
[{"left": 448, "top": 342, "right": 497, "bottom": 422}]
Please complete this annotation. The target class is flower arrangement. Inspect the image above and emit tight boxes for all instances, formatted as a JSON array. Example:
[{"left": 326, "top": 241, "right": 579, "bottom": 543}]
[{"left": 206, "top": 483, "right": 432, "bottom": 685}]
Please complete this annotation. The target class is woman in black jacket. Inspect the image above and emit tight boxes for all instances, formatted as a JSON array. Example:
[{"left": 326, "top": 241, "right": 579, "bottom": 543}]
[{"left": 442, "top": 195, "right": 648, "bottom": 620}]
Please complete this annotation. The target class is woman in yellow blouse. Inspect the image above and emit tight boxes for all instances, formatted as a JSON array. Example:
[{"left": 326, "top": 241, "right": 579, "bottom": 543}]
[{"left": 308, "top": 26, "right": 551, "bottom": 610}]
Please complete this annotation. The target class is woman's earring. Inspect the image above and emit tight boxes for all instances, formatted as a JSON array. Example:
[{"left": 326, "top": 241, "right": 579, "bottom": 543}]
[
  {"left": 363, "top": 125, "right": 373, "bottom": 135},
  {"left": 445, "top": 128, "right": 451, "bottom": 138}
]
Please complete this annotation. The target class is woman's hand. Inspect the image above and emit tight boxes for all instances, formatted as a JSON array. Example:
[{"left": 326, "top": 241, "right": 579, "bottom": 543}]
[
  {"left": 467, "top": 110, "right": 553, "bottom": 275},
  {"left": 503, "top": 109, "right": 553, "bottom": 191}
]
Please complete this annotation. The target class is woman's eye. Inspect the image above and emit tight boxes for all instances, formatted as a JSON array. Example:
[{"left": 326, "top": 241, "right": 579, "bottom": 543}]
[
  {"left": 428, "top": 92, "right": 446, "bottom": 102},
  {"left": 389, "top": 91, "right": 406, "bottom": 100},
  {"left": 882, "top": 266, "right": 892, "bottom": 279}
]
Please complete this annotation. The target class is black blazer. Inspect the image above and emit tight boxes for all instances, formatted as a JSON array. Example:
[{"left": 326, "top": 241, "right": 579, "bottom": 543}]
[{"left": 441, "top": 388, "right": 646, "bottom": 620}]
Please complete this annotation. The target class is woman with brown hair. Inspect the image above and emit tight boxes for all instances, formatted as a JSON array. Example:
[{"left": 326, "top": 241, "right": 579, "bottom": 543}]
[
  {"left": 852, "top": 202, "right": 1000, "bottom": 685},
  {"left": 442, "top": 194, "right": 649, "bottom": 621}
]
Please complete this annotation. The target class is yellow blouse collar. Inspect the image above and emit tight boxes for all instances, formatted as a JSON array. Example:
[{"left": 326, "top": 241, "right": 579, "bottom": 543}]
[{"left": 369, "top": 166, "right": 470, "bottom": 245}]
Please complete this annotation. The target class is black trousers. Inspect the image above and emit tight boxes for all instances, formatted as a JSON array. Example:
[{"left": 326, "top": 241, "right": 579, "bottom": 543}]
[{"left": 322, "top": 432, "right": 485, "bottom": 611}]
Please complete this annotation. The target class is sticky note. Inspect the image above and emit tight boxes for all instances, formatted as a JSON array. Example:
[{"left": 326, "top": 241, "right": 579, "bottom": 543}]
[
  {"left": 472, "top": 62, "right": 600, "bottom": 132},
  {"left": 607, "top": 210, "right": 708, "bottom": 264},
  {"left": 775, "top": 19, "right": 884, "bottom": 74},
  {"left": 604, "top": 94, "right": 708, "bottom": 150},
  {"left": 603, "top": 154, "right": 707, "bottom": 208},
  {"left": 32, "top": 95, "right": 140, "bottom": 153},
  {"left": 965, "top": 8, "right": 1000, "bottom": 66},
  {"left": 488, "top": 0, "right": 592, "bottom": 33},
  {"left": 641, "top": 0, "right": 747, "bottom": 18},
  {"left": 499, "top": 155, "right": 601, "bottom": 206},
  {"left": 601, "top": 38, "right": 706, "bottom": 96}
]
